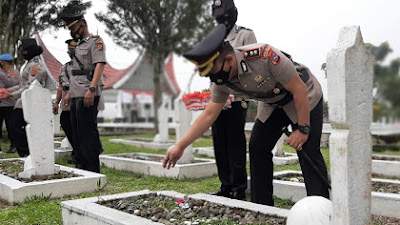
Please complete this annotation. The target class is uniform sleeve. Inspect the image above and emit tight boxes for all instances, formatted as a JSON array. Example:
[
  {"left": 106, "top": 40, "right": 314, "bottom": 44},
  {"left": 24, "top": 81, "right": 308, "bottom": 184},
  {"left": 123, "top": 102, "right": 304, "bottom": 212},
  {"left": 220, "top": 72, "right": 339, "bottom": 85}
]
[
  {"left": 210, "top": 83, "right": 230, "bottom": 103},
  {"left": 265, "top": 45, "right": 297, "bottom": 85},
  {"left": 11, "top": 63, "right": 45, "bottom": 99},
  {"left": 91, "top": 37, "right": 107, "bottom": 64},
  {"left": 0, "top": 71, "right": 20, "bottom": 88},
  {"left": 58, "top": 66, "right": 64, "bottom": 85},
  {"left": 243, "top": 30, "right": 257, "bottom": 46}
]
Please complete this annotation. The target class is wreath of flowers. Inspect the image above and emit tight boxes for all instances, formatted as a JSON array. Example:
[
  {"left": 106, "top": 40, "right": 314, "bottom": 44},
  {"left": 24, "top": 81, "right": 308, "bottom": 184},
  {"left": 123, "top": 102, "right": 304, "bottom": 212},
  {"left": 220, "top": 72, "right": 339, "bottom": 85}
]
[{"left": 182, "top": 89, "right": 233, "bottom": 111}]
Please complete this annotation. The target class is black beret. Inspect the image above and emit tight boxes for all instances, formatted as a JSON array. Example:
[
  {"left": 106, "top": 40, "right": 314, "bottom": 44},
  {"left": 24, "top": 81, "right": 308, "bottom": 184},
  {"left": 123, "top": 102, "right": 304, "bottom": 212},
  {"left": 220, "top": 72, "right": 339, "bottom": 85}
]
[
  {"left": 212, "top": 0, "right": 235, "bottom": 17},
  {"left": 19, "top": 38, "right": 38, "bottom": 50},
  {"left": 183, "top": 24, "right": 227, "bottom": 77}
]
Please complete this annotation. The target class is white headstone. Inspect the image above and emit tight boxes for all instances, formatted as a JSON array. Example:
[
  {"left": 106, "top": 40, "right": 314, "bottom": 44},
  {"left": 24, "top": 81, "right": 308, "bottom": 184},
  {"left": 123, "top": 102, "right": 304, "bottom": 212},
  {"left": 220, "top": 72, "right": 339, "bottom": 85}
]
[
  {"left": 19, "top": 80, "right": 60, "bottom": 179},
  {"left": 175, "top": 94, "right": 194, "bottom": 164},
  {"left": 272, "top": 134, "right": 286, "bottom": 157},
  {"left": 154, "top": 94, "right": 169, "bottom": 143},
  {"left": 327, "top": 25, "right": 373, "bottom": 225},
  {"left": 60, "top": 137, "right": 72, "bottom": 150},
  {"left": 287, "top": 196, "right": 332, "bottom": 225},
  {"left": 53, "top": 109, "right": 61, "bottom": 135}
]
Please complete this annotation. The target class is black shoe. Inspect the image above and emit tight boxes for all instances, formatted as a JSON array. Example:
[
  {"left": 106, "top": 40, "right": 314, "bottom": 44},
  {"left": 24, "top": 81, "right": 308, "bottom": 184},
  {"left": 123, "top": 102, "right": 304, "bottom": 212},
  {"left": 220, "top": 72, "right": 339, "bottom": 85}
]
[
  {"left": 6, "top": 147, "right": 17, "bottom": 153},
  {"left": 231, "top": 191, "right": 246, "bottom": 200},
  {"left": 210, "top": 188, "right": 231, "bottom": 197}
]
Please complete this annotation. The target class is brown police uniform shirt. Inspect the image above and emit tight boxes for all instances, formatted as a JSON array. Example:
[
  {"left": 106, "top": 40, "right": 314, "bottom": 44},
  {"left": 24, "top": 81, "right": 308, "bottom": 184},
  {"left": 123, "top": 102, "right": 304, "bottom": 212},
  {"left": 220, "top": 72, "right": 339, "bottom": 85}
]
[
  {"left": 58, "top": 63, "right": 72, "bottom": 111},
  {"left": 69, "top": 35, "right": 106, "bottom": 98},
  {"left": 0, "top": 68, "right": 20, "bottom": 107},
  {"left": 8, "top": 56, "right": 47, "bottom": 109},
  {"left": 211, "top": 43, "right": 322, "bottom": 123}
]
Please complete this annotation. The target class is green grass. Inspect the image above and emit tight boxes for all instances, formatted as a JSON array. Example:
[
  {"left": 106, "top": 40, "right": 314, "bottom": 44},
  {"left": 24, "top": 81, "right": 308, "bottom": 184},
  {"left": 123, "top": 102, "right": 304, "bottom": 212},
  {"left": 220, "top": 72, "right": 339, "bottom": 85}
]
[{"left": 0, "top": 134, "right": 399, "bottom": 224}]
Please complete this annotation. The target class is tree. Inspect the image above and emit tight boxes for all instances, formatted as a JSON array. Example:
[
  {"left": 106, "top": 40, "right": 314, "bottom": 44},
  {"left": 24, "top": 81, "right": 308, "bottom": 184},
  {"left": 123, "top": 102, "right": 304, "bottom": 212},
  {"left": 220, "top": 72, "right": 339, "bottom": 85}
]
[
  {"left": 95, "top": 0, "right": 214, "bottom": 130},
  {"left": 0, "top": 0, "right": 90, "bottom": 65}
]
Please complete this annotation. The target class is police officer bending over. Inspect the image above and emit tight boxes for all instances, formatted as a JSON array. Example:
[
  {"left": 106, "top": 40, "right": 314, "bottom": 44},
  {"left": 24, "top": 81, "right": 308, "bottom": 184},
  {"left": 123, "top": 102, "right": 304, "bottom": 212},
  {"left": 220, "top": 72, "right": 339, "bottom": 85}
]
[
  {"left": 210, "top": 0, "right": 257, "bottom": 200},
  {"left": 163, "top": 24, "right": 329, "bottom": 206},
  {"left": 60, "top": 12, "right": 105, "bottom": 173}
]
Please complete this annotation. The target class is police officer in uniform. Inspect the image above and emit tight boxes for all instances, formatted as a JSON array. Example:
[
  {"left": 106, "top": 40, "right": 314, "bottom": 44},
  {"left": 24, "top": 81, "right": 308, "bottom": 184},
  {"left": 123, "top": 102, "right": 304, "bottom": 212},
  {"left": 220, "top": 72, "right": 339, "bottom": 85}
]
[
  {"left": 210, "top": 0, "right": 257, "bottom": 200},
  {"left": 163, "top": 24, "right": 329, "bottom": 206},
  {"left": 0, "top": 38, "right": 48, "bottom": 157},
  {"left": 60, "top": 13, "right": 105, "bottom": 173},
  {"left": 53, "top": 39, "right": 77, "bottom": 163},
  {"left": 0, "top": 54, "right": 21, "bottom": 153}
]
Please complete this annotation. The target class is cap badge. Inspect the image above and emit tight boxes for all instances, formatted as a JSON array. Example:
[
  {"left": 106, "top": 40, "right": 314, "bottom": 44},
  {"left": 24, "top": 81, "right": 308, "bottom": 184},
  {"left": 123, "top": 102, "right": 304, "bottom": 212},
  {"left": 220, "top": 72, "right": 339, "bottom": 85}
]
[
  {"left": 273, "top": 88, "right": 281, "bottom": 94},
  {"left": 214, "top": 0, "right": 222, "bottom": 6}
]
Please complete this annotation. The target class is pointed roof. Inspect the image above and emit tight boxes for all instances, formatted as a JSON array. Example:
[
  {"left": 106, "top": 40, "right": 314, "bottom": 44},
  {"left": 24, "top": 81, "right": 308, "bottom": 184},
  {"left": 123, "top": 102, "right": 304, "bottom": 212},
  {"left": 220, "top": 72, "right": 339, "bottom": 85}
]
[
  {"left": 37, "top": 34, "right": 180, "bottom": 96},
  {"left": 113, "top": 52, "right": 181, "bottom": 96}
]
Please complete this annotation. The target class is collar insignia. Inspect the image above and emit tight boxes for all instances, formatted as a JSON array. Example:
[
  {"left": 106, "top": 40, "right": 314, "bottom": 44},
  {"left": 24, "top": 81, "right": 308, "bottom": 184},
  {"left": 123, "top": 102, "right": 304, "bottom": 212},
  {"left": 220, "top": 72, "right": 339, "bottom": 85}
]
[{"left": 240, "top": 60, "right": 248, "bottom": 73}]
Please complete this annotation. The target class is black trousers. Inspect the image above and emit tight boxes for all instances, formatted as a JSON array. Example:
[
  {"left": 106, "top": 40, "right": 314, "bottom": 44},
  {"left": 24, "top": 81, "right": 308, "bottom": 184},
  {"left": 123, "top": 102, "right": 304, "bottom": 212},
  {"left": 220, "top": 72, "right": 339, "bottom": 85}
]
[
  {"left": 70, "top": 97, "right": 102, "bottom": 173},
  {"left": 249, "top": 98, "right": 329, "bottom": 205},
  {"left": 60, "top": 110, "right": 75, "bottom": 159},
  {"left": 0, "top": 106, "right": 15, "bottom": 146},
  {"left": 8, "top": 108, "right": 29, "bottom": 157},
  {"left": 212, "top": 101, "right": 248, "bottom": 193}
]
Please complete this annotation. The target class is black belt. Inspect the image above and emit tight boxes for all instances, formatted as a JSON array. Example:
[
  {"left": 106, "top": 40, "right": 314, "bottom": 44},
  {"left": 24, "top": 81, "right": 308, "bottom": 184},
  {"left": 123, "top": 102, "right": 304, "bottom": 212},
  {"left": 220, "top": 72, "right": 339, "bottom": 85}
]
[
  {"left": 62, "top": 86, "right": 69, "bottom": 91},
  {"left": 71, "top": 70, "right": 92, "bottom": 76}
]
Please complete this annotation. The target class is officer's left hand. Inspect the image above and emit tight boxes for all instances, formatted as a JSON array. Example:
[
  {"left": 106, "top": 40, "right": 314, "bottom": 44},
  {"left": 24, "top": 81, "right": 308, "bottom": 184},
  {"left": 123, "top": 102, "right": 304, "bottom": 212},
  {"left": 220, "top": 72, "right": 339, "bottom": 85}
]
[
  {"left": 84, "top": 90, "right": 95, "bottom": 107},
  {"left": 287, "top": 130, "right": 309, "bottom": 151}
]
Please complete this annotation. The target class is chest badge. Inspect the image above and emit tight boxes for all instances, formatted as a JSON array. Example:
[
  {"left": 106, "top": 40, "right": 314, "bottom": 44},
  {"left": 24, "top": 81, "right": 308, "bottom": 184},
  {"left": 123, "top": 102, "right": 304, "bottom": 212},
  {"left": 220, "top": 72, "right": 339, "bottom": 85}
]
[
  {"left": 254, "top": 75, "right": 263, "bottom": 83},
  {"left": 240, "top": 60, "right": 248, "bottom": 73}
]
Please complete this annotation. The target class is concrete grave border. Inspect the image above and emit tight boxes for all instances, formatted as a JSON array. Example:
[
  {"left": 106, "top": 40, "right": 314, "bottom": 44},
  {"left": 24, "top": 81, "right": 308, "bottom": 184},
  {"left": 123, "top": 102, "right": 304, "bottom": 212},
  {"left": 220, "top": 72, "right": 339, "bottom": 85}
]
[
  {"left": 0, "top": 158, "right": 106, "bottom": 204},
  {"left": 99, "top": 153, "right": 217, "bottom": 179},
  {"left": 61, "top": 190, "right": 289, "bottom": 225},
  {"left": 267, "top": 170, "right": 400, "bottom": 218}
]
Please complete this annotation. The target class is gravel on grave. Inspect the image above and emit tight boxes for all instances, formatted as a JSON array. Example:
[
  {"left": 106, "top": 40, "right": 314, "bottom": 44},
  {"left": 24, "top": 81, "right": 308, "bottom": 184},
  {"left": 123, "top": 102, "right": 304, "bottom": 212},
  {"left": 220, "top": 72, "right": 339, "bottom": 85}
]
[
  {"left": 99, "top": 193, "right": 286, "bottom": 225},
  {"left": 274, "top": 173, "right": 400, "bottom": 194},
  {"left": 0, "top": 160, "right": 80, "bottom": 182}
]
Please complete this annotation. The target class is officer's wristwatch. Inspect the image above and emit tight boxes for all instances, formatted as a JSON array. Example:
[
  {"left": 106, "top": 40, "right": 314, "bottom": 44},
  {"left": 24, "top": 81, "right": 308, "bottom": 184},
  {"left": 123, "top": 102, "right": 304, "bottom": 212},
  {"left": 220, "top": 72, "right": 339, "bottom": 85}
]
[
  {"left": 298, "top": 124, "right": 311, "bottom": 134},
  {"left": 89, "top": 87, "right": 96, "bottom": 93}
]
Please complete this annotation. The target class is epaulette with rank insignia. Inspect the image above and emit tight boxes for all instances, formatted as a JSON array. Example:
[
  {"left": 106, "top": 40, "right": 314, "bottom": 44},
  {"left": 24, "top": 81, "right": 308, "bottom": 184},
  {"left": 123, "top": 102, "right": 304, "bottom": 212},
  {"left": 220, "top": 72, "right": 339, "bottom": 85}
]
[{"left": 243, "top": 47, "right": 261, "bottom": 60}]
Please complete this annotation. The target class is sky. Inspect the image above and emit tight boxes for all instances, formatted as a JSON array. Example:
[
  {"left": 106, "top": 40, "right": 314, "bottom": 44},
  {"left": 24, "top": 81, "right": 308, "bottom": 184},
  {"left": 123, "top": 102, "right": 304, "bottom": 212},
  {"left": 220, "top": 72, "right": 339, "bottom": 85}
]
[{"left": 40, "top": 0, "right": 400, "bottom": 100}]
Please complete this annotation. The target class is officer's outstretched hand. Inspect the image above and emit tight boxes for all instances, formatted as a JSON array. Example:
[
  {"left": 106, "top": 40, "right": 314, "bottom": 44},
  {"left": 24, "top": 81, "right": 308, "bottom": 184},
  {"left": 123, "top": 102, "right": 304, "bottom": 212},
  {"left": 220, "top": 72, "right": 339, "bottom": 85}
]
[
  {"left": 163, "top": 145, "right": 184, "bottom": 169},
  {"left": 287, "top": 130, "right": 309, "bottom": 151}
]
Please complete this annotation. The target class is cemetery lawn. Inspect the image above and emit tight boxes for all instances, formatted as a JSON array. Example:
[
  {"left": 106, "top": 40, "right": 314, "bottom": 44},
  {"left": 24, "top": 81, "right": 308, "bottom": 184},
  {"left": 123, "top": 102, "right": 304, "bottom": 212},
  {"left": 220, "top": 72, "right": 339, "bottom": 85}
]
[{"left": 0, "top": 134, "right": 398, "bottom": 224}]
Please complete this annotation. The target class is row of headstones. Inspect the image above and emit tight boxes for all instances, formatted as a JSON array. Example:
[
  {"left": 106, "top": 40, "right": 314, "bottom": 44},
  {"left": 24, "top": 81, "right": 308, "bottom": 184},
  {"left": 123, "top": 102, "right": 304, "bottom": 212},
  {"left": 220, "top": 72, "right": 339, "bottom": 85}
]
[{"left": 23, "top": 25, "right": 373, "bottom": 224}]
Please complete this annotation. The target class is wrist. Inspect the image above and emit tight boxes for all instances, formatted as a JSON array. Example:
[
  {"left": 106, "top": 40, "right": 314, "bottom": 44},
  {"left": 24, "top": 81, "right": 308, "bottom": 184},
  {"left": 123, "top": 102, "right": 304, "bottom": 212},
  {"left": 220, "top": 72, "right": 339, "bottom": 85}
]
[
  {"left": 298, "top": 124, "right": 311, "bottom": 134},
  {"left": 88, "top": 87, "right": 96, "bottom": 93}
]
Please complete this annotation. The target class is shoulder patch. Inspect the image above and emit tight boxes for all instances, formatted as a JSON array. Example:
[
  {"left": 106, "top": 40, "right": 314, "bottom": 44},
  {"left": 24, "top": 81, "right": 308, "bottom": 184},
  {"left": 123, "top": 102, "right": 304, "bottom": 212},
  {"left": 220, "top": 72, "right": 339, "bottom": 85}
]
[
  {"left": 243, "top": 48, "right": 261, "bottom": 60},
  {"left": 95, "top": 40, "right": 104, "bottom": 51},
  {"left": 262, "top": 46, "right": 281, "bottom": 65},
  {"left": 11, "top": 72, "right": 18, "bottom": 77},
  {"left": 31, "top": 66, "right": 39, "bottom": 77}
]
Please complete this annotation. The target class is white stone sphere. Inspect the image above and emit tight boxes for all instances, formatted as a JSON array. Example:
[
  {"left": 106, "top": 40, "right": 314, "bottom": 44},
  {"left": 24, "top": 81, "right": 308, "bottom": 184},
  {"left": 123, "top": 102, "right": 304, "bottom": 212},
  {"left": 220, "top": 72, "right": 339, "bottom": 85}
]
[{"left": 287, "top": 196, "right": 332, "bottom": 225}]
